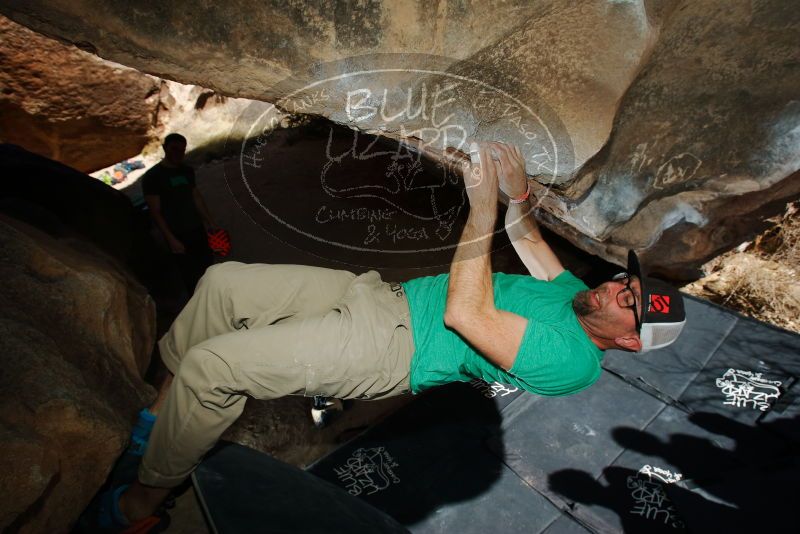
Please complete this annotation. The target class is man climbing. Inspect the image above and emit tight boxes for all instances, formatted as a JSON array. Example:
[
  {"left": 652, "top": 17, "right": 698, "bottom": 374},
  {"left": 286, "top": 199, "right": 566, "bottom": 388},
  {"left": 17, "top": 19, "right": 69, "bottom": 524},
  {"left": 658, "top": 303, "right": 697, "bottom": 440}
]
[
  {"left": 142, "top": 133, "right": 217, "bottom": 294},
  {"left": 90, "top": 142, "right": 686, "bottom": 531}
]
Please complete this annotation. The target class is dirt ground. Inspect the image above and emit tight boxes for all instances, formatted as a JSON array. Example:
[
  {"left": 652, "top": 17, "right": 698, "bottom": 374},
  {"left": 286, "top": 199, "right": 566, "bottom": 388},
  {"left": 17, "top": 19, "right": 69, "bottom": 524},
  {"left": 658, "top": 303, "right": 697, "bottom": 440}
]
[{"left": 682, "top": 201, "right": 799, "bottom": 334}]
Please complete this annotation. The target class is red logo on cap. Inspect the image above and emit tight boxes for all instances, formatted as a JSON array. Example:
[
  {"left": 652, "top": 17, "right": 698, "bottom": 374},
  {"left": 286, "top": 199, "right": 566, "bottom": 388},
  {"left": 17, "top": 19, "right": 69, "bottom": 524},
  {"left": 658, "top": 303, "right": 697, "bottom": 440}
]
[{"left": 649, "top": 294, "right": 670, "bottom": 313}]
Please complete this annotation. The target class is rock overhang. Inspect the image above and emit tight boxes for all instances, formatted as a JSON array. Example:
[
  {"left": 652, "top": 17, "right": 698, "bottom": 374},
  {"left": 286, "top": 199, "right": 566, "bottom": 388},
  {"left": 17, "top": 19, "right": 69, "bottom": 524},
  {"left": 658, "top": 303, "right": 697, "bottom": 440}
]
[{"left": 2, "top": 0, "right": 798, "bottom": 277}]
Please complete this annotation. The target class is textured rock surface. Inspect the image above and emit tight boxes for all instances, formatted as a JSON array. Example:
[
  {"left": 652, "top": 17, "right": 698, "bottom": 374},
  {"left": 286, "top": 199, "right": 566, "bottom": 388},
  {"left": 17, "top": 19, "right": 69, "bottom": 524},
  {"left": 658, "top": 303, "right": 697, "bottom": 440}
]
[
  {"left": 0, "top": 1, "right": 661, "bottom": 174},
  {"left": 0, "top": 215, "right": 156, "bottom": 532},
  {"left": 150, "top": 79, "right": 282, "bottom": 166},
  {"left": 0, "top": 143, "right": 162, "bottom": 286},
  {"left": 1, "top": 0, "right": 799, "bottom": 275},
  {"left": 537, "top": 1, "right": 800, "bottom": 276},
  {"left": 0, "top": 15, "right": 160, "bottom": 172},
  {"left": 0, "top": 13, "right": 277, "bottom": 175}
]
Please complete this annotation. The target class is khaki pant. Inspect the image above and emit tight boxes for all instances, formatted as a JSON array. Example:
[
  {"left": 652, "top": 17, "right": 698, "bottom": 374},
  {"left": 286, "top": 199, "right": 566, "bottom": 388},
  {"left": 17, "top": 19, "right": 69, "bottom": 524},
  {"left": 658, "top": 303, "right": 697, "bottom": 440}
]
[{"left": 139, "top": 262, "right": 414, "bottom": 487}]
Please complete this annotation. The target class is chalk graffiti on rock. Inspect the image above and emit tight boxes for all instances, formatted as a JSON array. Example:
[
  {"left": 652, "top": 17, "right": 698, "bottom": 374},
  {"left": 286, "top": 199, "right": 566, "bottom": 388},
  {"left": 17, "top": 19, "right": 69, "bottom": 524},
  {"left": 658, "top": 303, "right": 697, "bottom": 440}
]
[
  {"left": 333, "top": 447, "right": 401, "bottom": 496},
  {"left": 627, "top": 142, "right": 702, "bottom": 190},
  {"left": 715, "top": 368, "right": 782, "bottom": 411},
  {"left": 320, "top": 124, "right": 463, "bottom": 242},
  {"left": 654, "top": 152, "right": 702, "bottom": 189},
  {"left": 230, "top": 54, "right": 571, "bottom": 266},
  {"left": 627, "top": 465, "right": 685, "bottom": 529}
]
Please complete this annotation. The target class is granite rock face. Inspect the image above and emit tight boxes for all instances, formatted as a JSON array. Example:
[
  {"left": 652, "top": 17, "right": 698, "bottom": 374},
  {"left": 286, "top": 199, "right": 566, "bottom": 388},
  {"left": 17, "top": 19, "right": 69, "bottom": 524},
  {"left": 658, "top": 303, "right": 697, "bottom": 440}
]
[
  {"left": 0, "top": 15, "right": 160, "bottom": 173},
  {"left": 538, "top": 1, "right": 800, "bottom": 276},
  {"left": 1, "top": 0, "right": 798, "bottom": 275},
  {"left": 0, "top": 216, "right": 155, "bottom": 532}
]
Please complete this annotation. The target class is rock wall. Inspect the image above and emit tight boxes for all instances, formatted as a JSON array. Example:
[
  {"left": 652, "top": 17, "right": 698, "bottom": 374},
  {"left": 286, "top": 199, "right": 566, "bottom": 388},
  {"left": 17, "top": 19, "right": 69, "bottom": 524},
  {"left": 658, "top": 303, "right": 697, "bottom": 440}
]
[
  {"left": 539, "top": 1, "right": 800, "bottom": 276},
  {"left": 0, "top": 15, "right": 161, "bottom": 173},
  {"left": 150, "top": 79, "right": 282, "bottom": 167},
  {"left": 0, "top": 143, "right": 159, "bottom": 283},
  {"left": 1, "top": 0, "right": 798, "bottom": 275},
  {"left": 0, "top": 215, "right": 155, "bottom": 532},
  {"left": 0, "top": 14, "right": 272, "bottom": 175}
]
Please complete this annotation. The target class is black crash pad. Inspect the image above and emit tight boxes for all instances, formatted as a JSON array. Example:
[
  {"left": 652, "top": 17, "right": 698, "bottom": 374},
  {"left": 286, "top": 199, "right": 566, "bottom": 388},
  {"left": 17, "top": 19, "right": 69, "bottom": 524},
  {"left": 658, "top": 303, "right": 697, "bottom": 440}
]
[
  {"left": 310, "top": 296, "right": 800, "bottom": 533},
  {"left": 307, "top": 381, "right": 564, "bottom": 531},
  {"left": 602, "top": 295, "right": 735, "bottom": 402},
  {"left": 195, "top": 295, "right": 800, "bottom": 533},
  {"left": 192, "top": 441, "right": 408, "bottom": 534},
  {"left": 665, "top": 455, "right": 800, "bottom": 531}
]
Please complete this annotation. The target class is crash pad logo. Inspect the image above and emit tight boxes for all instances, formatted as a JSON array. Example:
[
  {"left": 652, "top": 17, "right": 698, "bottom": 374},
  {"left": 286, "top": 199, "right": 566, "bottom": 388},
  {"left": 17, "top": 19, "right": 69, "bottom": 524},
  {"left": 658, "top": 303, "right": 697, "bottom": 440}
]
[
  {"left": 648, "top": 294, "right": 671, "bottom": 314},
  {"left": 227, "top": 53, "right": 572, "bottom": 268},
  {"left": 715, "top": 368, "right": 782, "bottom": 411},
  {"left": 333, "top": 447, "right": 401, "bottom": 496},
  {"left": 626, "top": 465, "right": 685, "bottom": 529}
]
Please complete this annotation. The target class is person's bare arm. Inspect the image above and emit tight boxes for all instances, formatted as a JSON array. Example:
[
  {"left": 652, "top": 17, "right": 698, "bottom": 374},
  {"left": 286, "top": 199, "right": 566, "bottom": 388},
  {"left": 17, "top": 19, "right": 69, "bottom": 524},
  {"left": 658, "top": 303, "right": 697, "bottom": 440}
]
[
  {"left": 145, "top": 195, "right": 185, "bottom": 254},
  {"left": 444, "top": 143, "right": 528, "bottom": 371},
  {"left": 491, "top": 142, "right": 564, "bottom": 281}
]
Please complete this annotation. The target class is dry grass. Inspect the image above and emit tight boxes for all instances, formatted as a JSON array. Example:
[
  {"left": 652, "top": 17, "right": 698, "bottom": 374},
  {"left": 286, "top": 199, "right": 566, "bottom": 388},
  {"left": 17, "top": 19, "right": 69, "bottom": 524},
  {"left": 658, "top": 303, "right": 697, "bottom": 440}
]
[{"left": 682, "top": 201, "right": 800, "bottom": 333}]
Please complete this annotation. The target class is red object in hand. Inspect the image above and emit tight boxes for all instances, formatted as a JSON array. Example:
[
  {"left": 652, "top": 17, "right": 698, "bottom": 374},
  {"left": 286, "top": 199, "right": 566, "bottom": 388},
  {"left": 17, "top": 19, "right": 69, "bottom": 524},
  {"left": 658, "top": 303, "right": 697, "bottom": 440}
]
[{"left": 207, "top": 228, "right": 231, "bottom": 257}]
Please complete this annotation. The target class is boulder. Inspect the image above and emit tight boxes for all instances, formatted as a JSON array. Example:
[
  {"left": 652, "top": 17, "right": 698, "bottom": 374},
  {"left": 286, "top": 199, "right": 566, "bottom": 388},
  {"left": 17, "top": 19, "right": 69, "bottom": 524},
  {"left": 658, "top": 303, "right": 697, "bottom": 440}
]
[
  {"left": 1, "top": 0, "right": 798, "bottom": 275},
  {"left": 0, "top": 1, "right": 662, "bottom": 173},
  {"left": 0, "top": 143, "right": 164, "bottom": 289},
  {"left": 0, "top": 15, "right": 160, "bottom": 173},
  {"left": 0, "top": 215, "right": 155, "bottom": 532},
  {"left": 536, "top": 1, "right": 800, "bottom": 277}
]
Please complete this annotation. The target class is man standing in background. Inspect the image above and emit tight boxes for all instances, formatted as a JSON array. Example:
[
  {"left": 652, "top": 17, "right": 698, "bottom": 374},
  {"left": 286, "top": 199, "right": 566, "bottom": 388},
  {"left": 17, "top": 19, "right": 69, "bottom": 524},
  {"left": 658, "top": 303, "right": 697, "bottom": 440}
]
[{"left": 142, "top": 133, "right": 216, "bottom": 293}]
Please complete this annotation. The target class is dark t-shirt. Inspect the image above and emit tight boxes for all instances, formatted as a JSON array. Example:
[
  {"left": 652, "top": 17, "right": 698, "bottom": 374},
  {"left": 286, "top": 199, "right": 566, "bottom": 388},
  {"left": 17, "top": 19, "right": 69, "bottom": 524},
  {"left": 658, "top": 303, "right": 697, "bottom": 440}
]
[{"left": 141, "top": 163, "right": 204, "bottom": 235}]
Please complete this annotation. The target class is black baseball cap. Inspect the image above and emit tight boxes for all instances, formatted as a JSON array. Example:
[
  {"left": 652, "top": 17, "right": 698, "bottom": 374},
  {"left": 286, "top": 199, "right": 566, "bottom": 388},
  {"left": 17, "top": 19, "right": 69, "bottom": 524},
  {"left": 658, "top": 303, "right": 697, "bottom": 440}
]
[{"left": 627, "top": 250, "right": 687, "bottom": 353}]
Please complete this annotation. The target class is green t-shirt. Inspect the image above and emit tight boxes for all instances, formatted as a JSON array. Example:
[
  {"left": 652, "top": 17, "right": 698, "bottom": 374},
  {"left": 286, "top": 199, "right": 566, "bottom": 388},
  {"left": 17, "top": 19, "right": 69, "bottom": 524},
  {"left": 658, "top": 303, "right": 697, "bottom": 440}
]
[{"left": 401, "top": 270, "right": 603, "bottom": 396}]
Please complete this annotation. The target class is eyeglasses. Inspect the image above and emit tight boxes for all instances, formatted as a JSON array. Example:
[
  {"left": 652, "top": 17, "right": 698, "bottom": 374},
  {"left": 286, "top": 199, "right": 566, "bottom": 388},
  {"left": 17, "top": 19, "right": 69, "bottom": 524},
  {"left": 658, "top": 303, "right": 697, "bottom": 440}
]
[{"left": 612, "top": 273, "right": 641, "bottom": 333}]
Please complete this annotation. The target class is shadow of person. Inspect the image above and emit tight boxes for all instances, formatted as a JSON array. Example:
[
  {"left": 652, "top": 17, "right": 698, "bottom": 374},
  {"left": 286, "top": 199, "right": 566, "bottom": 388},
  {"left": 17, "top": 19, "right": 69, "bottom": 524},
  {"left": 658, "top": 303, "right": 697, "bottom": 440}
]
[
  {"left": 613, "top": 411, "right": 793, "bottom": 492},
  {"left": 612, "top": 424, "right": 739, "bottom": 482},
  {"left": 549, "top": 466, "right": 701, "bottom": 533},
  {"left": 665, "top": 411, "right": 799, "bottom": 531},
  {"left": 548, "top": 410, "right": 799, "bottom": 532},
  {"left": 612, "top": 411, "right": 798, "bottom": 530},
  {"left": 304, "top": 381, "right": 508, "bottom": 529},
  {"left": 192, "top": 381, "right": 508, "bottom": 531},
  {"left": 687, "top": 409, "right": 794, "bottom": 459}
]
